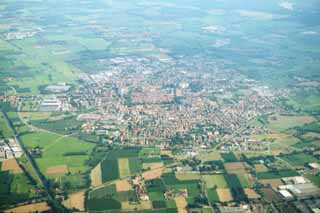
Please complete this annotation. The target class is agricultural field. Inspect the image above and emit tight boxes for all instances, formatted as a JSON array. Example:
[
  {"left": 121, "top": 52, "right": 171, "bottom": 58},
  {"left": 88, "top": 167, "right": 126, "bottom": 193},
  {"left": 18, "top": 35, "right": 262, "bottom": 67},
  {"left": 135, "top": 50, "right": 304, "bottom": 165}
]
[
  {"left": 0, "top": 113, "right": 13, "bottom": 138},
  {"left": 29, "top": 115, "right": 82, "bottom": 135},
  {"left": 216, "top": 189, "right": 233, "bottom": 202},
  {"left": 254, "top": 164, "right": 268, "bottom": 172},
  {"left": 0, "top": 161, "right": 39, "bottom": 209},
  {"left": 224, "top": 162, "right": 247, "bottom": 174},
  {"left": 0, "top": 0, "right": 320, "bottom": 211},
  {"left": 20, "top": 132, "right": 94, "bottom": 177},
  {"left": 198, "top": 150, "right": 221, "bottom": 162},
  {"left": 244, "top": 188, "right": 260, "bottom": 199},
  {"left": 207, "top": 188, "right": 219, "bottom": 203},
  {"left": 90, "top": 163, "right": 102, "bottom": 187},
  {"left": 87, "top": 183, "right": 139, "bottom": 212},
  {"left": 202, "top": 174, "right": 228, "bottom": 189},
  {"left": 266, "top": 114, "right": 316, "bottom": 132},
  {"left": 259, "top": 179, "right": 284, "bottom": 187},
  {"left": 286, "top": 93, "right": 320, "bottom": 112},
  {"left": 261, "top": 188, "right": 282, "bottom": 203},
  {"left": 253, "top": 133, "right": 300, "bottom": 152},
  {"left": 305, "top": 174, "right": 320, "bottom": 187},
  {"left": 257, "top": 170, "right": 298, "bottom": 180},
  {"left": 175, "top": 173, "right": 200, "bottom": 181},
  {"left": 118, "top": 158, "right": 131, "bottom": 178},
  {"left": 4, "top": 202, "right": 51, "bottom": 213},
  {"left": 99, "top": 148, "right": 143, "bottom": 183},
  {"left": 236, "top": 174, "right": 251, "bottom": 188},
  {"left": 280, "top": 152, "right": 319, "bottom": 167},
  {"left": 221, "top": 152, "right": 238, "bottom": 162},
  {"left": 63, "top": 191, "right": 85, "bottom": 212},
  {"left": 162, "top": 172, "right": 201, "bottom": 204},
  {"left": 143, "top": 167, "right": 163, "bottom": 180}
]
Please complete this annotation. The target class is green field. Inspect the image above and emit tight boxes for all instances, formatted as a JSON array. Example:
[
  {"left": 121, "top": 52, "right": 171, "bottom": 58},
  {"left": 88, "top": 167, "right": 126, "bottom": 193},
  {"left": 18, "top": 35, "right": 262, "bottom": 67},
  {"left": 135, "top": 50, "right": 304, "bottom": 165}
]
[
  {"left": 221, "top": 152, "right": 238, "bottom": 162},
  {"left": 89, "top": 184, "right": 117, "bottom": 199},
  {"left": 118, "top": 158, "right": 131, "bottom": 178},
  {"left": 146, "top": 179, "right": 166, "bottom": 193},
  {"left": 266, "top": 114, "right": 315, "bottom": 132},
  {"left": 281, "top": 153, "right": 318, "bottom": 167},
  {"left": 101, "top": 148, "right": 142, "bottom": 183},
  {"left": 257, "top": 170, "right": 299, "bottom": 179},
  {"left": 149, "top": 191, "right": 165, "bottom": 201},
  {"left": 139, "top": 148, "right": 161, "bottom": 157},
  {"left": 207, "top": 188, "right": 219, "bottom": 203},
  {"left": 203, "top": 174, "right": 228, "bottom": 188},
  {"left": 88, "top": 184, "right": 138, "bottom": 211},
  {"left": 30, "top": 115, "right": 81, "bottom": 135},
  {"left": 20, "top": 132, "right": 94, "bottom": 175},
  {"left": 162, "top": 173, "right": 201, "bottom": 198},
  {"left": 6, "top": 112, "right": 29, "bottom": 135},
  {"left": 0, "top": 113, "right": 14, "bottom": 138},
  {"left": 198, "top": 150, "right": 221, "bottom": 162},
  {"left": 0, "top": 162, "right": 39, "bottom": 209},
  {"left": 86, "top": 198, "right": 121, "bottom": 211},
  {"left": 101, "top": 159, "right": 119, "bottom": 183},
  {"left": 236, "top": 174, "right": 250, "bottom": 188},
  {"left": 286, "top": 93, "right": 320, "bottom": 112},
  {"left": 305, "top": 174, "right": 320, "bottom": 187}
]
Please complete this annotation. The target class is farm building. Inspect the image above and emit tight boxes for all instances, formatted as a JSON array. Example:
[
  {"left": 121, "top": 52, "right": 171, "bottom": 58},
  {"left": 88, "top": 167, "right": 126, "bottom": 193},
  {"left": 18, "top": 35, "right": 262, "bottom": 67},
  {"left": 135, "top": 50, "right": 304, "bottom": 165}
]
[
  {"left": 309, "top": 163, "right": 320, "bottom": 170},
  {"left": 77, "top": 113, "right": 101, "bottom": 121},
  {"left": 39, "top": 98, "right": 62, "bottom": 112},
  {"left": 45, "top": 83, "right": 70, "bottom": 93},
  {"left": 279, "top": 190, "right": 294, "bottom": 200},
  {"left": 281, "top": 176, "right": 309, "bottom": 185},
  {"left": 218, "top": 206, "right": 246, "bottom": 213},
  {"left": 279, "top": 183, "right": 320, "bottom": 199}
]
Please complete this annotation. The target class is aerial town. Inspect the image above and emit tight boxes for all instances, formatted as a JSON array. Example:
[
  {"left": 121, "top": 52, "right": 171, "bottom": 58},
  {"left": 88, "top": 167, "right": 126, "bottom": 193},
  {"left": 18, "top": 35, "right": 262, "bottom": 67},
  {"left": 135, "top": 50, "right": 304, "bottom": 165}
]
[{"left": 0, "top": 0, "right": 319, "bottom": 212}]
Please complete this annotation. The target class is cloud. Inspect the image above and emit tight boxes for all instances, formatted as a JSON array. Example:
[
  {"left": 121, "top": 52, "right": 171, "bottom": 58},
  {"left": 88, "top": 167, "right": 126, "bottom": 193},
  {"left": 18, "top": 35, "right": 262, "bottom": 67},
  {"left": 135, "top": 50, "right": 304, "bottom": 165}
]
[
  {"left": 202, "top": 25, "right": 226, "bottom": 34},
  {"left": 279, "top": 2, "right": 294, "bottom": 11},
  {"left": 212, "top": 39, "right": 230, "bottom": 48},
  {"left": 238, "top": 10, "right": 285, "bottom": 20},
  {"left": 302, "top": 31, "right": 318, "bottom": 35}
]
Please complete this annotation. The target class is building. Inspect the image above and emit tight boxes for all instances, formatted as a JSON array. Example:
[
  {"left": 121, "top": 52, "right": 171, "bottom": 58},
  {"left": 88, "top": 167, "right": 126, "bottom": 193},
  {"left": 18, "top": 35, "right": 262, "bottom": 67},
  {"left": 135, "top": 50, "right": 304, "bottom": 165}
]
[
  {"left": 39, "top": 98, "right": 62, "bottom": 112},
  {"left": 279, "top": 183, "right": 320, "bottom": 199},
  {"left": 279, "top": 189, "right": 294, "bottom": 200}
]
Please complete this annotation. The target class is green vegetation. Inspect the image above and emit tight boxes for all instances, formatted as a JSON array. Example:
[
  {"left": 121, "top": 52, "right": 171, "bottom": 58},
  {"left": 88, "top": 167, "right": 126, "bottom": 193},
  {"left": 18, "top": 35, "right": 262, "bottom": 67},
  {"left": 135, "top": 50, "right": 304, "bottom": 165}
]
[
  {"left": 162, "top": 173, "right": 201, "bottom": 198},
  {"left": 0, "top": 113, "right": 14, "bottom": 138},
  {"left": 203, "top": 175, "right": 228, "bottom": 188},
  {"left": 305, "top": 174, "right": 320, "bottom": 187},
  {"left": 207, "top": 188, "right": 219, "bottom": 203},
  {"left": 86, "top": 198, "right": 121, "bottom": 211},
  {"left": 224, "top": 174, "right": 247, "bottom": 202},
  {"left": 152, "top": 200, "right": 167, "bottom": 209},
  {"left": 280, "top": 153, "right": 318, "bottom": 167},
  {"left": 146, "top": 179, "right": 166, "bottom": 193},
  {"left": 88, "top": 184, "right": 137, "bottom": 211},
  {"left": 129, "top": 157, "right": 142, "bottom": 174},
  {"left": 20, "top": 132, "right": 94, "bottom": 175},
  {"left": 266, "top": 115, "right": 315, "bottom": 132},
  {"left": 101, "top": 159, "right": 119, "bottom": 182},
  {"left": 30, "top": 116, "right": 81, "bottom": 135},
  {"left": 0, "top": 163, "right": 39, "bottom": 209},
  {"left": 236, "top": 174, "right": 250, "bottom": 188},
  {"left": 1, "top": 0, "right": 320, "bottom": 211},
  {"left": 221, "top": 152, "right": 238, "bottom": 162},
  {"left": 257, "top": 170, "right": 299, "bottom": 179},
  {"left": 100, "top": 148, "right": 142, "bottom": 183},
  {"left": 149, "top": 191, "right": 165, "bottom": 201}
]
